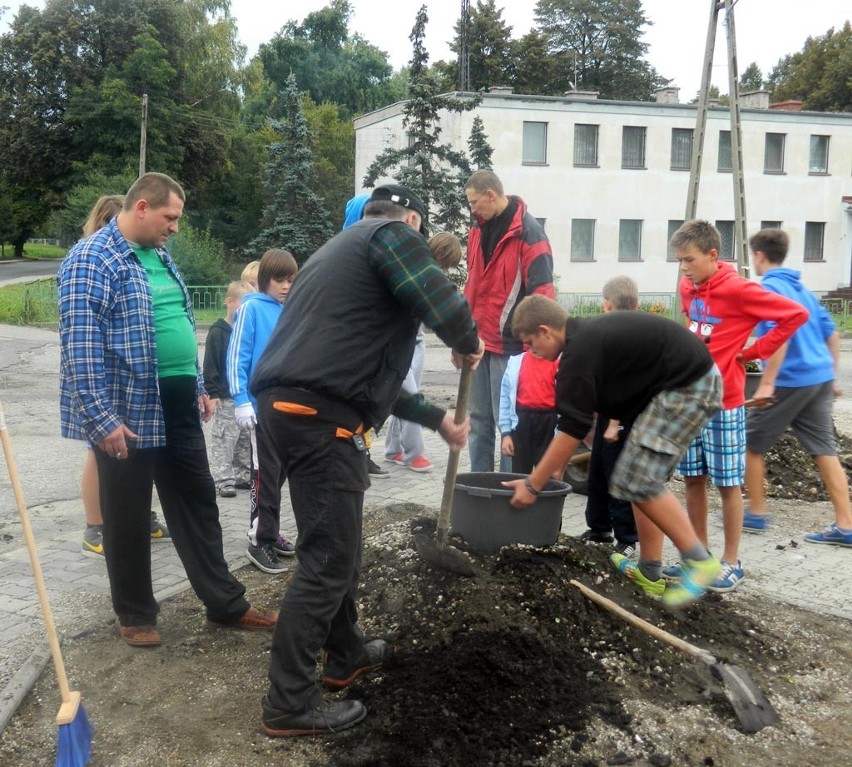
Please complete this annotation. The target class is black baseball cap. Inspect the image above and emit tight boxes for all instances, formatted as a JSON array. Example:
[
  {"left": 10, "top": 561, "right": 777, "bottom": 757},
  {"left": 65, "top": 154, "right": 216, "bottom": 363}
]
[{"left": 369, "top": 184, "right": 429, "bottom": 236}]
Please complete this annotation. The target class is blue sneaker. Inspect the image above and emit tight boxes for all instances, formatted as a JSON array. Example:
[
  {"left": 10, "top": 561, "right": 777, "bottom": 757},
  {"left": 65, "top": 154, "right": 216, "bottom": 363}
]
[
  {"left": 707, "top": 560, "right": 744, "bottom": 593},
  {"left": 662, "top": 562, "right": 684, "bottom": 581},
  {"left": 742, "top": 509, "right": 771, "bottom": 533},
  {"left": 804, "top": 523, "right": 852, "bottom": 548}
]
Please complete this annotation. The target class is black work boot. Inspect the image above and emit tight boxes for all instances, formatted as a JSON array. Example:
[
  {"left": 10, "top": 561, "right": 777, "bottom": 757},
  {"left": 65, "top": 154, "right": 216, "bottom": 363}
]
[
  {"left": 322, "top": 639, "right": 389, "bottom": 689},
  {"left": 261, "top": 697, "right": 367, "bottom": 737}
]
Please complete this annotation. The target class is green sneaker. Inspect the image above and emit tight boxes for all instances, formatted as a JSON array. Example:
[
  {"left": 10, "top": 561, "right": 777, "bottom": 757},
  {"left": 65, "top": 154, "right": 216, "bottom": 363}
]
[
  {"left": 662, "top": 557, "right": 722, "bottom": 609},
  {"left": 610, "top": 552, "right": 665, "bottom": 600}
]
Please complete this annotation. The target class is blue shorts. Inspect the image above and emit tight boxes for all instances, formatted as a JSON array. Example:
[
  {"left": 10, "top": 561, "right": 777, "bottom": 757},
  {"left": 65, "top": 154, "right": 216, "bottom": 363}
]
[{"left": 676, "top": 405, "right": 745, "bottom": 487}]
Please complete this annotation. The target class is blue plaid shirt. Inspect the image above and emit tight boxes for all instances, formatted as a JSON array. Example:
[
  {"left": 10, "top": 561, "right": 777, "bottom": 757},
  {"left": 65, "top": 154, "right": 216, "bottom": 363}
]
[{"left": 58, "top": 218, "right": 204, "bottom": 448}]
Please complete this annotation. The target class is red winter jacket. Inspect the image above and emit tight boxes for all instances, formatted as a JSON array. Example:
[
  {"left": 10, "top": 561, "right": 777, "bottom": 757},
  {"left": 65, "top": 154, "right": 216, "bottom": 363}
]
[
  {"left": 679, "top": 262, "right": 807, "bottom": 408},
  {"left": 464, "top": 196, "right": 555, "bottom": 355}
]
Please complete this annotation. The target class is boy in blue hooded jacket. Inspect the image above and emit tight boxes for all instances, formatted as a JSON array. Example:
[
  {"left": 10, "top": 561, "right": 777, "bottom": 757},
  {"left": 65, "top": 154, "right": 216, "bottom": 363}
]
[{"left": 744, "top": 228, "right": 852, "bottom": 547}]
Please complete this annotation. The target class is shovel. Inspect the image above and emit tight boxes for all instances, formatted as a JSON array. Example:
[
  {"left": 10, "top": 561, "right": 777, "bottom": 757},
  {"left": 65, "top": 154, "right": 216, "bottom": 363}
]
[
  {"left": 570, "top": 579, "right": 779, "bottom": 733},
  {"left": 413, "top": 362, "right": 475, "bottom": 577}
]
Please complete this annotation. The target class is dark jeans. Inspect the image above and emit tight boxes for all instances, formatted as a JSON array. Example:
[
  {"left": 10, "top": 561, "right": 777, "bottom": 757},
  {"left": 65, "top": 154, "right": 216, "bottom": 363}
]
[
  {"left": 584, "top": 415, "right": 638, "bottom": 545},
  {"left": 94, "top": 375, "right": 249, "bottom": 626},
  {"left": 249, "top": 417, "right": 287, "bottom": 548},
  {"left": 258, "top": 386, "right": 370, "bottom": 714},
  {"left": 512, "top": 407, "right": 557, "bottom": 474}
]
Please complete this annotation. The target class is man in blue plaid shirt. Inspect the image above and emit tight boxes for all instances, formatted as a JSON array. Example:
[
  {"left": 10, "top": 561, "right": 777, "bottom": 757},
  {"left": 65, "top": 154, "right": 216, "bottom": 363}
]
[{"left": 58, "top": 172, "right": 277, "bottom": 648}]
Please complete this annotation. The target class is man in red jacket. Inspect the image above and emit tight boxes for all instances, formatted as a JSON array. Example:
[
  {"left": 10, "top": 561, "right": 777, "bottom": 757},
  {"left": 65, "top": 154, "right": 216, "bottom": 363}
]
[{"left": 462, "top": 170, "right": 555, "bottom": 472}]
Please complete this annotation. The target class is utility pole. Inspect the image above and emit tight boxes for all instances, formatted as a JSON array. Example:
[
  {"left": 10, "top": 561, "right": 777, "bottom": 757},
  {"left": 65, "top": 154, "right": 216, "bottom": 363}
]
[
  {"left": 138, "top": 93, "right": 148, "bottom": 177},
  {"left": 458, "top": 0, "right": 470, "bottom": 92},
  {"left": 683, "top": 0, "right": 749, "bottom": 278}
]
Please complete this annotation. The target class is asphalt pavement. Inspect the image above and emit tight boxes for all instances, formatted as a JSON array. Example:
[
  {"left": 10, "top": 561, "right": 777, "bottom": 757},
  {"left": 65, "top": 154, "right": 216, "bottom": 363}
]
[{"left": 0, "top": 324, "right": 850, "bottom": 736}]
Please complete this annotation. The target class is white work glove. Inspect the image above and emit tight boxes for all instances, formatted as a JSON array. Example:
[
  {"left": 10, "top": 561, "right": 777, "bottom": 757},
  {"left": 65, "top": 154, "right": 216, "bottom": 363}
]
[{"left": 235, "top": 402, "right": 257, "bottom": 430}]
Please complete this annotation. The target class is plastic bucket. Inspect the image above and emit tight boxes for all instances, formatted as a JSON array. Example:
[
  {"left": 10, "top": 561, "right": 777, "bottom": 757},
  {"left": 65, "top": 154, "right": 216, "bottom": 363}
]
[{"left": 450, "top": 472, "right": 572, "bottom": 552}]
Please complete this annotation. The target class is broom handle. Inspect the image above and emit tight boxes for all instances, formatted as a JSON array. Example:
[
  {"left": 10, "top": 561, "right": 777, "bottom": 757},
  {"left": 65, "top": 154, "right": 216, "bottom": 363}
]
[
  {"left": 435, "top": 362, "right": 472, "bottom": 548},
  {"left": 570, "top": 579, "right": 716, "bottom": 665},
  {"left": 0, "top": 403, "right": 74, "bottom": 708}
]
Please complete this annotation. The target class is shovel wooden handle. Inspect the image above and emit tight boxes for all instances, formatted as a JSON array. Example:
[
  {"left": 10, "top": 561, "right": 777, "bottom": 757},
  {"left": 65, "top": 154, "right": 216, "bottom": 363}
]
[
  {"left": 435, "top": 363, "right": 472, "bottom": 548},
  {"left": 570, "top": 579, "right": 716, "bottom": 665}
]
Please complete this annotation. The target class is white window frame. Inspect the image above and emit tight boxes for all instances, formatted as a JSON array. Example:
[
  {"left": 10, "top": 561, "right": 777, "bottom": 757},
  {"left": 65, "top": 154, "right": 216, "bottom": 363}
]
[
  {"left": 621, "top": 126, "right": 646, "bottom": 169},
  {"left": 522, "top": 121, "right": 548, "bottom": 165},
  {"left": 570, "top": 219, "right": 596, "bottom": 261},
  {"left": 618, "top": 219, "right": 643, "bottom": 262},
  {"left": 573, "top": 124, "right": 599, "bottom": 167}
]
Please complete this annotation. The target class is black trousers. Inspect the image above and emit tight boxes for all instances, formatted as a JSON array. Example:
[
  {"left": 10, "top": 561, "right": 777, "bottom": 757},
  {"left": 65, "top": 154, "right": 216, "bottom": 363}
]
[
  {"left": 511, "top": 407, "right": 558, "bottom": 474},
  {"left": 94, "top": 375, "right": 249, "bottom": 626},
  {"left": 249, "top": 417, "right": 287, "bottom": 548},
  {"left": 258, "top": 386, "right": 370, "bottom": 714},
  {"left": 583, "top": 415, "right": 638, "bottom": 545}
]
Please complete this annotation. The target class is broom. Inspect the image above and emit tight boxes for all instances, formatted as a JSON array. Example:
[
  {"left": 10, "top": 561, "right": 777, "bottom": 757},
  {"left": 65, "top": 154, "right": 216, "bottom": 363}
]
[{"left": 0, "top": 401, "right": 92, "bottom": 767}]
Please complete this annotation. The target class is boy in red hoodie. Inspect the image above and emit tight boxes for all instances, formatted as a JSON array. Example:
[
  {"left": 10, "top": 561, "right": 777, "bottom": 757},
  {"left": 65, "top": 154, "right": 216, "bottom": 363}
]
[{"left": 670, "top": 220, "right": 807, "bottom": 592}]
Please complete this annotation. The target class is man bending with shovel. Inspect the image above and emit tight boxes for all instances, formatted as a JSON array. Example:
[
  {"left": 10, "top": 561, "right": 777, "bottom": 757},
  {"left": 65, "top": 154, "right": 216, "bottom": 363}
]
[{"left": 251, "top": 184, "right": 483, "bottom": 737}]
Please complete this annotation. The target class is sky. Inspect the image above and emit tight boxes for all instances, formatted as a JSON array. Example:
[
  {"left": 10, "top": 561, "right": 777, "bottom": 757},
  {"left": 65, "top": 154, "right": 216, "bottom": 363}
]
[{"left": 2, "top": 1, "right": 850, "bottom": 101}]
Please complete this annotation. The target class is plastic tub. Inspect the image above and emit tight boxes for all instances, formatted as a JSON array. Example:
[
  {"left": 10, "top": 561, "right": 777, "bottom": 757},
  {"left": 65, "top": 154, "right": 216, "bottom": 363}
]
[{"left": 450, "top": 472, "right": 572, "bottom": 552}]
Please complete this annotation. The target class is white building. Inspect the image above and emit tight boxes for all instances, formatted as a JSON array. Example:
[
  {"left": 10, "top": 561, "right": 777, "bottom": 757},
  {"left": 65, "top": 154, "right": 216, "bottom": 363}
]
[{"left": 354, "top": 88, "right": 852, "bottom": 296}]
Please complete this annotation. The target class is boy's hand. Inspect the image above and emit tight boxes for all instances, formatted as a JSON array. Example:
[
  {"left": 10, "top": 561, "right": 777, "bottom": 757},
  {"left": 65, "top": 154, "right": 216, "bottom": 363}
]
[
  {"left": 235, "top": 402, "right": 257, "bottom": 429},
  {"left": 502, "top": 477, "right": 537, "bottom": 509},
  {"left": 438, "top": 412, "right": 470, "bottom": 451},
  {"left": 501, "top": 435, "right": 514, "bottom": 457}
]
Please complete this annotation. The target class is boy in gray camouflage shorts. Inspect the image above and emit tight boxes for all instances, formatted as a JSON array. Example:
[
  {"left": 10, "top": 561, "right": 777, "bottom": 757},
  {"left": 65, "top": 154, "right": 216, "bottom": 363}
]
[{"left": 503, "top": 294, "right": 725, "bottom": 608}]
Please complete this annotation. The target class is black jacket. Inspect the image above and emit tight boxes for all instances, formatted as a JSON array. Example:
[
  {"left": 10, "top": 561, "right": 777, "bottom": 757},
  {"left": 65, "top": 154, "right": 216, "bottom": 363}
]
[{"left": 203, "top": 318, "right": 233, "bottom": 400}]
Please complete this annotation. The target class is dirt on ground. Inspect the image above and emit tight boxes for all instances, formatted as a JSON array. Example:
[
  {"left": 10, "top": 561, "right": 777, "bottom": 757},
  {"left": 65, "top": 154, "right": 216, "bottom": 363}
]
[{"left": 0, "top": 493, "right": 849, "bottom": 767}]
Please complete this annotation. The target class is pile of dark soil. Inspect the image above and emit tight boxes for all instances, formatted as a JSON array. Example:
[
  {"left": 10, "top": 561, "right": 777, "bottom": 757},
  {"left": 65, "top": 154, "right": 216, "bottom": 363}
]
[{"left": 762, "top": 429, "right": 852, "bottom": 501}]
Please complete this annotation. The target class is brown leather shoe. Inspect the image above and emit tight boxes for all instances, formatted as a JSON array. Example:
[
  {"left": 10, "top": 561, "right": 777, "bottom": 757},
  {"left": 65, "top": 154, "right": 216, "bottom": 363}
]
[
  {"left": 114, "top": 623, "right": 161, "bottom": 647},
  {"left": 206, "top": 606, "right": 279, "bottom": 632}
]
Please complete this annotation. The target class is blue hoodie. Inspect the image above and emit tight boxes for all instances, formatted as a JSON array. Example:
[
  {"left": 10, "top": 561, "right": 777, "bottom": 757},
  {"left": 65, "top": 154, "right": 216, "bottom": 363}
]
[
  {"left": 226, "top": 292, "right": 285, "bottom": 408},
  {"left": 342, "top": 193, "right": 370, "bottom": 229},
  {"left": 756, "top": 267, "right": 835, "bottom": 387}
]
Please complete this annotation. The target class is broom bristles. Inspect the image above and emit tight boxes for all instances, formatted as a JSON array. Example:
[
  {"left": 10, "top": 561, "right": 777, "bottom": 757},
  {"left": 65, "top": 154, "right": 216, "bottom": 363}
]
[{"left": 55, "top": 702, "right": 92, "bottom": 767}]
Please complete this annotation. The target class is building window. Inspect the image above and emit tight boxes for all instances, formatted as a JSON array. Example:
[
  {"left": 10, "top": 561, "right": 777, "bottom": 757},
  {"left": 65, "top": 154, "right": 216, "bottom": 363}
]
[
  {"left": 571, "top": 219, "right": 595, "bottom": 261},
  {"left": 804, "top": 222, "right": 825, "bottom": 261},
  {"left": 573, "top": 124, "right": 599, "bottom": 167},
  {"left": 622, "top": 126, "right": 646, "bottom": 169},
  {"left": 760, "top": 220, "right": 782, "bottom": 231},
  {"left": 671, "top": 128, "right": 693, "bottom": 170},
  {"left": 522, "top": 121, "right": 547, "bottom": 165},
  {"left": 667, "top": 219, "right": 684, "bottom": 261},
  {"left": 618, "top": 220, "right": 643, "bottom": 261},
  {"left": 717, "top": 130, "right": 732, "bottom": 171},
  {"left": 809, "top": 135, "right": 829, "bottom": 174},
  {"left": 764, "top": 133, "right": 786, "bottom": 173},
  {"left": 715, "top": 220, "right": 735, "bottom": 260}
]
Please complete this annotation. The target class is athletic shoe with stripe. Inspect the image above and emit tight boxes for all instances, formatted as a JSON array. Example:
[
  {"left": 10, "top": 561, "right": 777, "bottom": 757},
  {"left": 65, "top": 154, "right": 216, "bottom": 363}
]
[
  {"left": 81, "top": 525, "right": 104, "bottom": 559},
  {"left": 610, "top": 552, "right": 665, "bottom": 600},
  {"left": 661, "top": 557, "right": 722, "bottom": 609},
  {"left": 707, "top": 560, "right": 744, "bottom": 592},
  {"left": 804, "top": 523, "right": 852, "bottom": 548}
]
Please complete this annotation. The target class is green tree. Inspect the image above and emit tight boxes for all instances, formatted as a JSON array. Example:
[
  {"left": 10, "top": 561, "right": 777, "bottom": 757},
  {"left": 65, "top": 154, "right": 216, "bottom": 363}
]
[
  {"left": 435, "top": 0, "right": 516, "bottom": 92},
  {"left": 257, "top": 0, "right": 404, "bottom": 118},
  {"left": 512, "top": 30, "right": 558, "bottom": 95},
  {"left": 766, "top": 23, "right": 852, "bottom": 112},
  {"left": 250, "top": 74, "right": 334, "bottom": 263},
  {"left": 467, "top": 115, "right": 494, "bottom": 170},
  {"left": 739, "top": 62, "right": 764, "bottom": 92},
  {"left": 167, "top": 223, "right": 230, "bottom": 285},
  {"left": 364, "top": 6, "right": 479, "bottom": 238},
  {"left": 533, "top": 0, "right": 666, "bottom": 100}
]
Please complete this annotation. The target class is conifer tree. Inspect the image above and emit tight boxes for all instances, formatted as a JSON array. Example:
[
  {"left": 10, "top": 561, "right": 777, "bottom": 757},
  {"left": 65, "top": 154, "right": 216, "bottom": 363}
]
[
  {"left": 467, "top": 115, "right": 494, "bottom": 171},
  {"left": 251, "top": 73, "right": 334, "bottom": 263},
  {"left": 363, "top": 5, "right": 479, "bottom": 238}
]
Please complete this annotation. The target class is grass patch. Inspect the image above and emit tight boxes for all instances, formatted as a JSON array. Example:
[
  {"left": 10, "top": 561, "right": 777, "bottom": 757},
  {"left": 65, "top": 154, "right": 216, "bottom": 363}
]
[
  {"left": 0, "top": 243, "right": 66, "bottom": 260},
  {"left": 0, "top": 279, "right": 59, "bottom": 324}
]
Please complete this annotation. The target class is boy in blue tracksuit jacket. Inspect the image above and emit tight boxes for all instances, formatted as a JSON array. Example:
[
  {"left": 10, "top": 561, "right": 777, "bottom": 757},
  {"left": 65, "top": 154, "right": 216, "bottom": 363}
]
[
  {"left": 227, "top": 248, "right": 300, "bottom": 573},
  {"left": 745, "top": 228, "right": 852, "bottom": 547}
]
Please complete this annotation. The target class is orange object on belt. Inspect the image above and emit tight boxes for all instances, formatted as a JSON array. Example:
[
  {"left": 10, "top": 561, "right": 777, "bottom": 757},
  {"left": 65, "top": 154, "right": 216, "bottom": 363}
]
[{"left": 335, "top": 423, "right": 364, "bottom": 440}]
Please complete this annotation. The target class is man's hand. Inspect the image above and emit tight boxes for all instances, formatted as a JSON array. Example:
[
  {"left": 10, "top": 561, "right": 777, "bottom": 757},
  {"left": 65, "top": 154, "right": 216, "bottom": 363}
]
[
  {"left": 199, "top": 394, "right": 214, "bottom": 423},
  {"left": 438, "top": 411, "right": 470, "bottom": 451},
  {"left": 451, "top": 338, "right": 485, "bottom": 371},
  {"left": 235, "top": 402, "right": 257, "bottom": 430},
  {"left": 98, "top": 424, "right": 138, "bottom": 460},
  {"left": 502, "top": 477, "right": 537, "bottom": 509}
]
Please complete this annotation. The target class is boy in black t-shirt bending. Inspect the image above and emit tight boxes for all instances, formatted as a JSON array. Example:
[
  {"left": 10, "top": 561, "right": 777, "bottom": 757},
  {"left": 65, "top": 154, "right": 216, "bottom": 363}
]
[{"left": 503, "top": 295, "right": 724, "bottom": 609}]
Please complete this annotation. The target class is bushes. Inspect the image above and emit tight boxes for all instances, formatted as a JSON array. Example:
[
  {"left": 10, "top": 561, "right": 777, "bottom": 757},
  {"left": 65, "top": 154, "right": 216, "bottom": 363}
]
[{"left": 167, "top": 223, "right": 230, "bottom": 285}]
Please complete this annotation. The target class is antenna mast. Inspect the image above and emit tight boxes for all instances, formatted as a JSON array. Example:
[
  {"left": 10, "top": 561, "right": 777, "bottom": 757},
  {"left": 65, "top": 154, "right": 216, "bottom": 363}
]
[{"left": 458, "top": 0, "right": 471, "bottom": 92}]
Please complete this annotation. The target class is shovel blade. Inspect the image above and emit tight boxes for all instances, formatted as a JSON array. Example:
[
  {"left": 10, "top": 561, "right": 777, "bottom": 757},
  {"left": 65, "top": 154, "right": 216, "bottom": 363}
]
[
  {"left": 413, "top": 532, "right": 475, "bottom": 577},
  {"left": 710, "top": 663, "right": 779, "bottom": 733}
]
